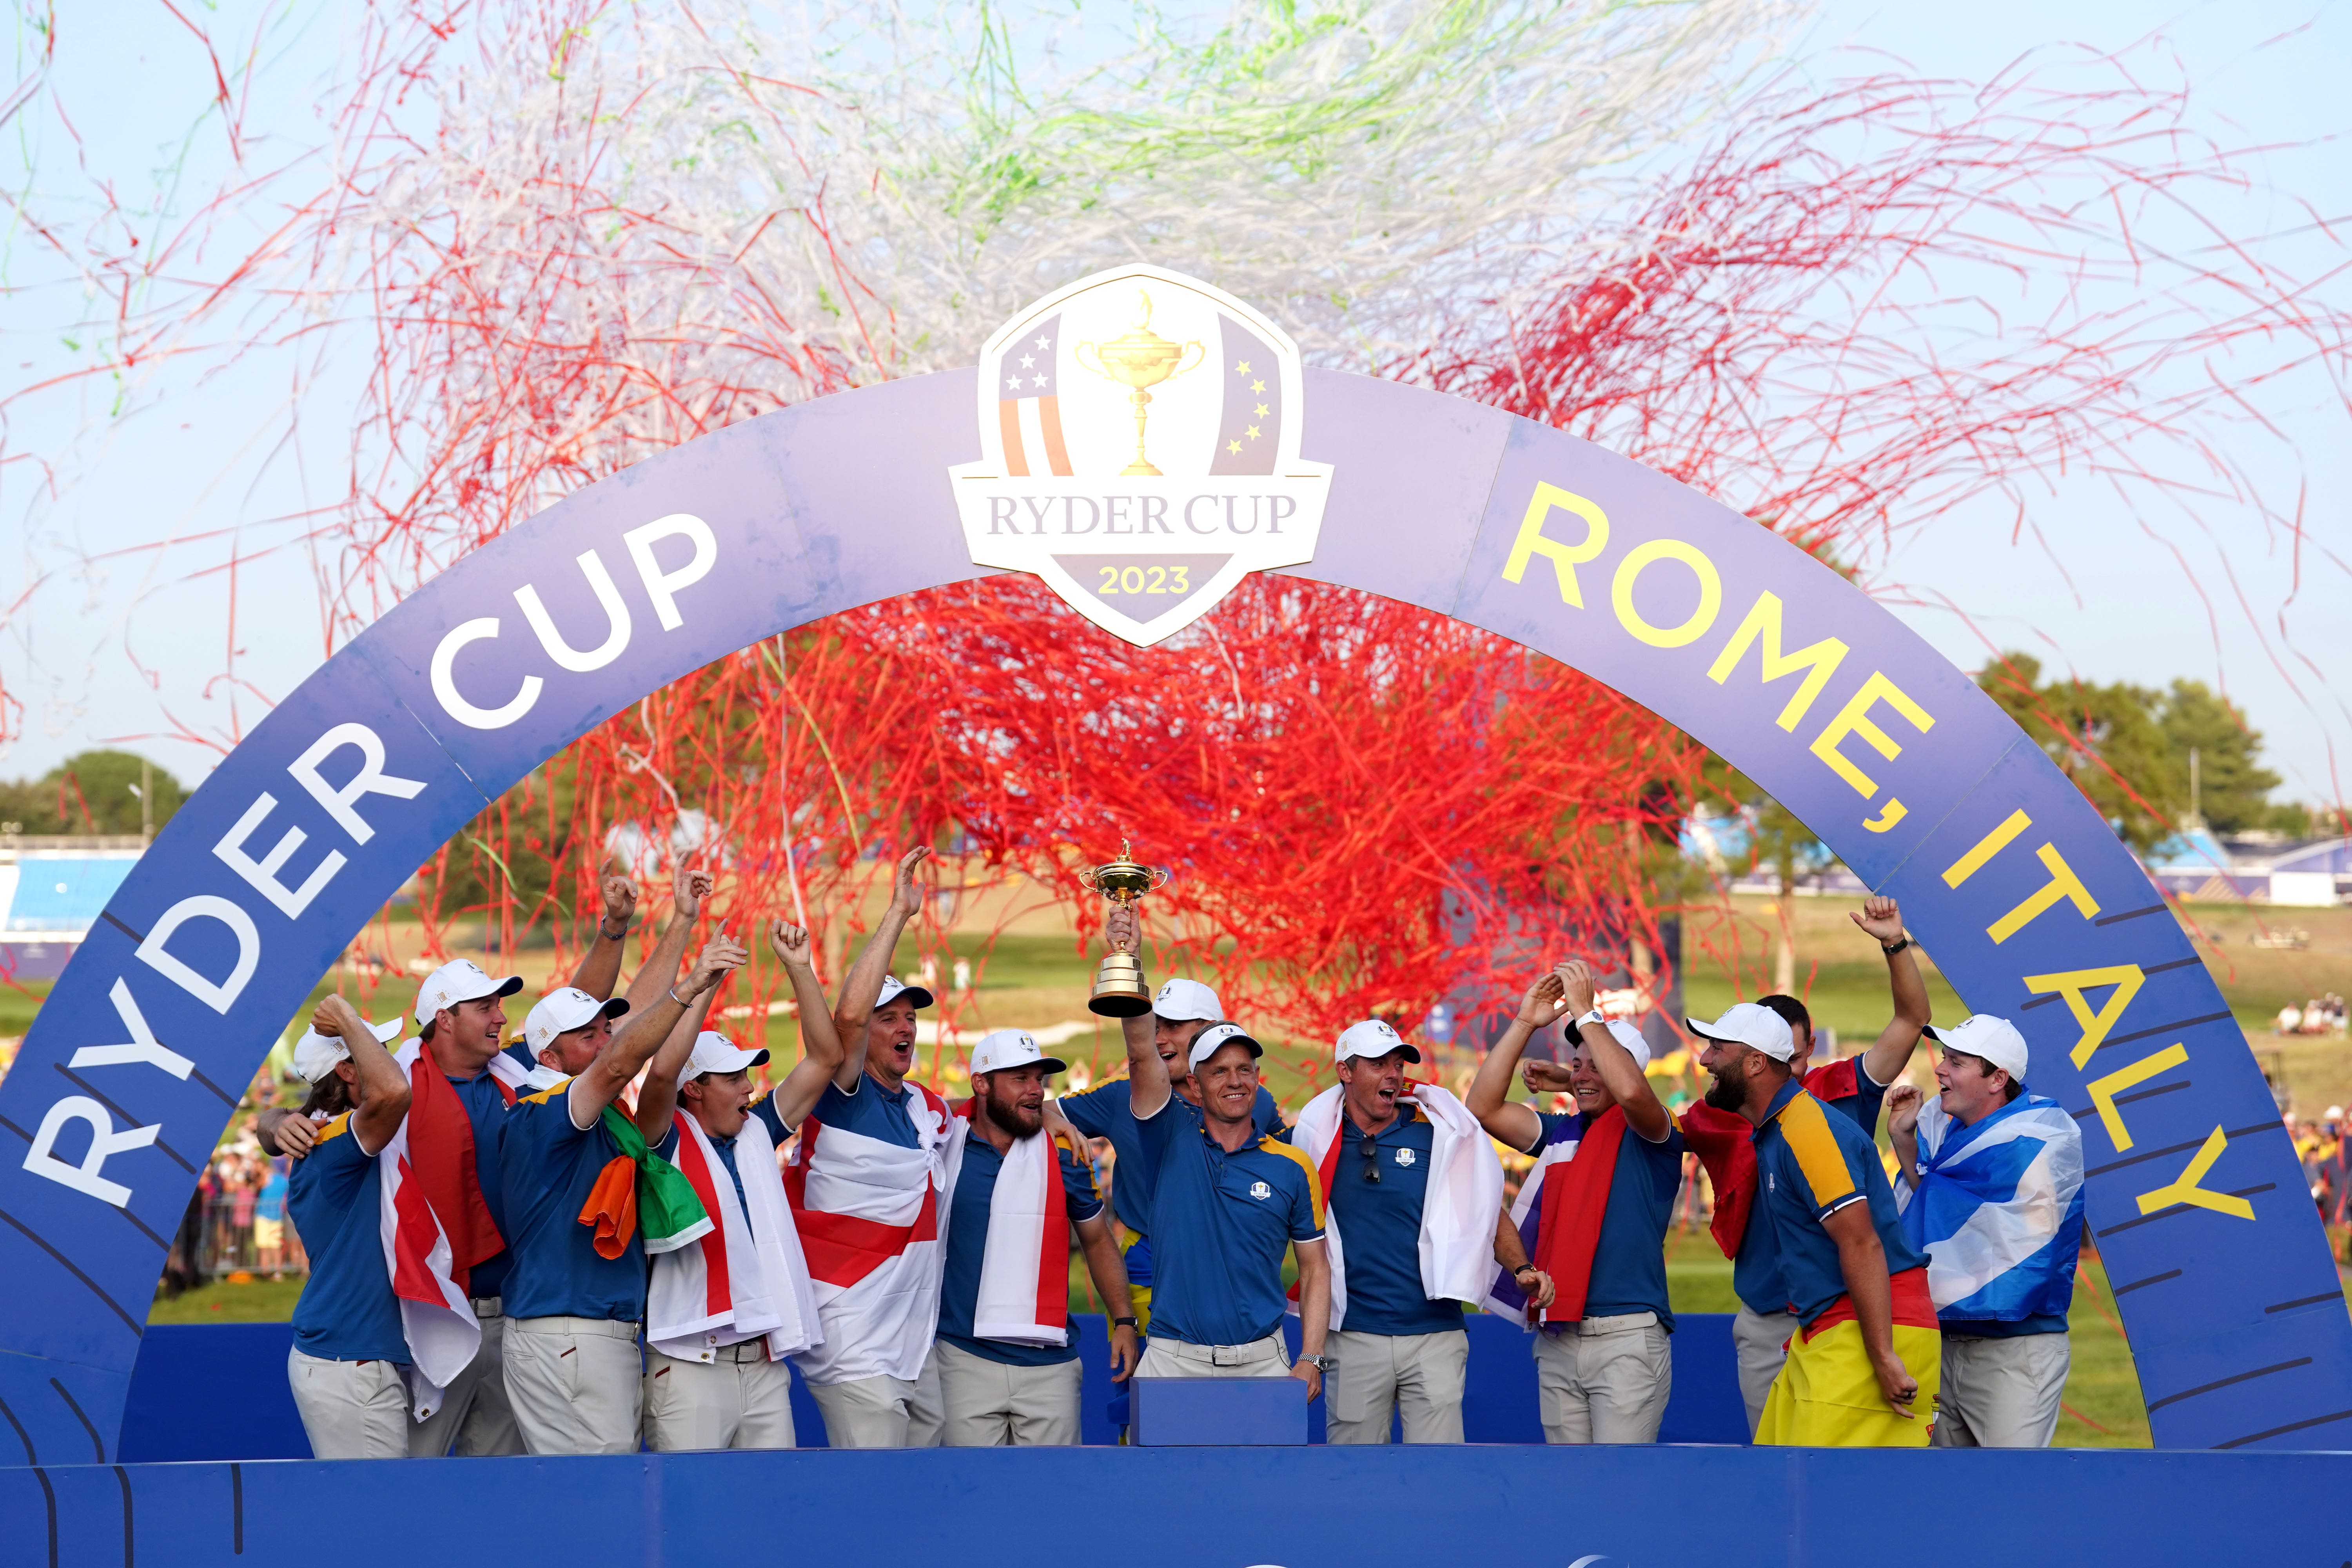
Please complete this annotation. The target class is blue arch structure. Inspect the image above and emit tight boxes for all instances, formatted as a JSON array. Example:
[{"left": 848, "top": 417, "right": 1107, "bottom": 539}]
[{"left": 0, "top": 366, "right": 2346, "bottom": 1477}]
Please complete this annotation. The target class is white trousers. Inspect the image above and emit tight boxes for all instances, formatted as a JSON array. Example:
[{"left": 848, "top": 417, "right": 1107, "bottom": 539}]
[
  {"left": 1324, "top": 1328, "right": 1468, "bottom": 1445},
  {"left": 808, "top": 1347, "right": 945, "bottom": 1448},
  {"left": 1733, "top": 1305, "right": 1798, "bottom": 1439},
  {"left": 1931, "top": 1332, "right": 2070, "bottom": 1448},
  {"left": 408, "top": 1307, "right": 523, "bottom": 1457},
  {"left": 503, "top": 1315, "right": 644, "bottom": 1456},
  {"left": 935, "top": 1339, "right": 1083, "bottom": 1446},
  {"left": 288, "top": 1348, "right": 409, "bottom": 1461},
  {"left": 1531, "top": 1315, "right": 1672, "bottom": 1445},
  {"left": 1135, "top": 1332, "right": 1291, "bottom": 1379},
  {"left": 643, "top": 1347, "right": 797, "bottom": 1452}
]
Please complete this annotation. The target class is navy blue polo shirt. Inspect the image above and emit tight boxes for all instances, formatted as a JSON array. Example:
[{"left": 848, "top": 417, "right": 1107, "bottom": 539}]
[
  {"left": 1529, "top": 1110, "right": 1684, "bottom": 1332},
  {"left": 1132, "top": 1098, "right": 1323, "bottom": 1347},
  {"left": 1301, "top": 1109, "right": 1464, "bottom": 1337},
  {"left": 440, "top": 1063, "right": 515, "bottom": 1299},
  {"left": 1729, "top": 1058, "right": 1889, "bottom": 1317},
  {"left": 499, "top": 1080, "right": 648, "bottom": 1323},
  {"left": 937, "top": 1126, "right": 1105, "bottom": 1367},
  {"left": 654, "top": 1120, "right": 753, "bottom": 1230},
  {"left": 289, "top": 1114, "right": 408, "bottom": 1364},
  {"left": 804, "top": 1071, "right": 926, "bottom": 1147},
  {"left": 1752, "top": 1080, "right": 1929, "bottom": 1327},
  {"left": 1060, "top": 1078, "right": 1286, "bottom": 1240}
]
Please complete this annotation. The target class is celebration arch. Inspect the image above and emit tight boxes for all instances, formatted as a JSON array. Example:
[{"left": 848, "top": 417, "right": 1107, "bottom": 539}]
[{"left": 2, "top": 334, "right": 2347, "bottom": 1482}]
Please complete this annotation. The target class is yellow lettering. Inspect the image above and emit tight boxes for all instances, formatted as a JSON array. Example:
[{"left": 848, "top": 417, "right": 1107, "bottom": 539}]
[
  {"left": 1862, "top": 799, "right": 1909, "bottom": 833},
  {"left": 1987, "top": 842, "right": 2100, "bottom": 943},
  {"left": 1808, "top": 671, "right": 1935, "bottom": 797},
  {"left": 1944, "top": 809, "right": 2032, "bottom": 888},
  {"left": 1501, "top": 483, "right": 1609, "bottom": 606},
  {"left": 2084, "top": 1043, "right": 2189, "bottom": 1151},
  {"left": 1705, "top": 592, "right": 1851, "bottom": 731},
  {"left": 2135, "top": 1125, "right": 2255, "bottom": 1221},
  {"left": 2023, "top": 963, "right": 2147, "bottom": 1069},
  {"left": 1610, "top": 539, "right": 1722, "bottom": 649}
]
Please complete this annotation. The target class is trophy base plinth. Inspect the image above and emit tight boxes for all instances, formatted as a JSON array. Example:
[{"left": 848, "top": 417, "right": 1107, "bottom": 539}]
[
  {"left": 1089, "top": 953, "right": 1154, "bottom": 1018},
  {"left": 1119, "top": 459, "right": 1163, "bottom": 477}
]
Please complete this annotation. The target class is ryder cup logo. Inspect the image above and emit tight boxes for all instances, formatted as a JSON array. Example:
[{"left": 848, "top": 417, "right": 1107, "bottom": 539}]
[{"left": 949, "top": 265, "right": 1333, "bottom": 646}]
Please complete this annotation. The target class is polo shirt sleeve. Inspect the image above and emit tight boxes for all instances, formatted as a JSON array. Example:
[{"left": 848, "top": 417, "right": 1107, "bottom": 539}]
[
  {"left": 1527, "top": 1107, "right": 1575, "bottom": 1156},
  {"left": 1260, "top": 1140, "right": 1325, "bottom": 1242},
  {"left": 1057, "top": 1144, "right": 1103, "bottom": 1223},
  {"left": 1846, "top": 1055, "right": 1893, "bottom": 1131},
  {"left": 1777, "top": 1094, "right": 1864, "bottom": 1220},
  {"left": 1056, "top": 1082, "right": 1120, "bottom": 1141},
  {"left": 748, "top": 1093, "right": 791, "bottom": 1145},
  {"left": 1253, "top": 1087, "right": 1289, "bottom": 1140},
  {"left": 1132, "top": 1081, "right": 1178, "bottom": 1187}
]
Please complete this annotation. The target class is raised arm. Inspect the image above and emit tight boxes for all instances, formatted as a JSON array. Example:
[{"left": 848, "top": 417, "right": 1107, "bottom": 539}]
[
  {"left": 1886, "top": 1083, "right": 1923, "bottom": 1202},
  {"left": 1559, "top": 960, "right": 1670, "bottom": 1142},
  {"left": 1108, "top": 904, "right": 1171, "bottom": 1117},
  {"left": 570, "top": 929, "right": 748, "bottom": 1127},
  {"left": 632, "top": 969, "right": 718, "bottom": 1147},
  {"left": 314, "top": 995, "right": 411, "bottom": 1156},
  {"left": 829, "top": 846, "right": 932, "bottom": 1091},
  {"left": 1853, "top": 896, "right": 1930, "bottom": 1088},
  {"left": 1466, "top": 972, "right": 1565, "bottom": 1153},
  {"left": 768, "top": 920, "right": 849, "bottom": 1131},
  {"left": 568, "top": 874, "right": 639, "bottom": 1000},
  {"left": 621, "top": 863, "right": 709, "bottom": 1018}
]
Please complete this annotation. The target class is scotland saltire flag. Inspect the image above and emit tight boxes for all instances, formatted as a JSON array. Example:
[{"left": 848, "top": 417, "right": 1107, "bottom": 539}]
[{"left": 1895, "top": 1094, "right": 2085, "bottom": 1321}]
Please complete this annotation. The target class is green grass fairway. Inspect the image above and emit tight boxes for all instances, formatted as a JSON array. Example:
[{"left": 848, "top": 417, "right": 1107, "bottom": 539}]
[{"left": 150, "top": 1275, "right": 309, "bottom": 1324}]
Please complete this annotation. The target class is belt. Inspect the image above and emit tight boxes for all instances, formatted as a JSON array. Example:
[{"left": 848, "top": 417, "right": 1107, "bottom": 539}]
[
  {"left": 717, "top": 1339, "right": 770, "bottom": 1363},
  {"left": 470, "top": 1296, "right": 503, "bottom": 1320},
  {"left": 512, "top": 1315, "right": 640, "bottom": 1341},
  {"left": 1151, "top": 1333, "right": 1286, "bottom": 1367},
  {"left": 1562, "top": 1310, "right": 1658, "bottom": 1337}
]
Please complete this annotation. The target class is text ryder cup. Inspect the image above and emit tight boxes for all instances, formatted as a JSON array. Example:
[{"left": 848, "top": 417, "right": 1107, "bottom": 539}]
[{"left": 984, "top": 494, "right": 1298, "bottom": 536}]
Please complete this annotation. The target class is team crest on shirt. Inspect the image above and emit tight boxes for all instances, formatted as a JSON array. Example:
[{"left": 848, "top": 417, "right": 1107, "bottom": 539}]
[
  {"left": 1395, "top": 1147, "right": 1416, "bottom": 1168},
  {"left": 1249, "top": 1180, "right": 1272, "bottom": 1200},
  {"left": 949, "top": 265, "right": 1333, "bottom": 648}
]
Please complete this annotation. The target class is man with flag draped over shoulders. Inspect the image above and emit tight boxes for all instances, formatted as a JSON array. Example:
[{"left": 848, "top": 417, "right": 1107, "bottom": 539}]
[
  {"left": 785, "top": 847, "right": 971, "bottom": 1448},
  {"left": 1889, "top": 1014, "right": 2084, "bottom": 1448},
  {"left": 499, "top": 871, "right": 746, "bottom": 1456},
  {"left": 931, "top": 1029, "right": 1138, "bottom": 1445},
  {"left": 1671, "top": 896, "right": 1933, "bottom": 1435},
  {"left": 628, "top": 918, "right": 844, "bottom": 1451},
  {"left": 1468, "top": 962, "right": 1684, "bottom": 1444},
  {"left": 1692, "top": 998, "right": 1939, "bottom": 1446}
]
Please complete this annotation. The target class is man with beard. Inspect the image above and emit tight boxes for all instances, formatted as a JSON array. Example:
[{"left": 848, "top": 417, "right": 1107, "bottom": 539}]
[
  {"left": 786, "top": 847, "right": 965, "bottom": 1447},
  {"left": 933, "top": 1029, "right": 1139, "bottom": 1445},
  {"left": 1058, "top": 943, "right": 1285, "bottom": 1331},
  {"left": 1671, "top": 897, "right": 1931, "bottom": 1434},
  {"left": 1468, "top": 964, "right": 1683, "bottom": 1443},
  {"left": 1693, "top": 1002, "right": 1938, "bottom": 1446}
]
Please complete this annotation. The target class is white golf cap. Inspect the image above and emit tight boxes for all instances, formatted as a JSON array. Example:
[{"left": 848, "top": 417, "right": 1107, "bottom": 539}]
[
  {"left": 523, "top": 987, "right": 629, "bottom": 1055},
  {"left": 875, "top": 973, "right": 935, "bottom": 1011},
  {"left": 1565, "top": 1016, "right": 1652, "bottom": 1071},
  {"left": 970, "top": 1028, "right": 1067, "bottom": 1078},
  {"left": 414, "top": 959, "right": 523, "bottom": 1026},
  {"left": 681, "top": 1031, "right": 770, "bottom": 1083},
  {"left": 1152, "top": 977, "right": 1223, "bottom": 1023},
  {"left": 1688, "top": 1002, "right": 1796, "bottom": 1063},
  {"left": 1926, "top": 1014, "right": 2030, "bottom": 1084},
  {"left": 1187, "top": 1021, "right": 1263, "bottom": 1069},
  {"left": 1334, "top": 1018, "right": 1421, "bottom": 1065},
  {"left": 292, "top": 1014, "right": 402, "bottom": 1083}
]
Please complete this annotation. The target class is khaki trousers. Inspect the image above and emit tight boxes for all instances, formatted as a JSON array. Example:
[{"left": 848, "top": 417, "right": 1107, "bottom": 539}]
[
  {"left": 809, "top": 1348, "right": 945, "bottom": 1448},
  {"left": 1733, "top": 1304, "right": 1799, "bottom": 1438},
  {"left": 1324, "top": 1328, "right": 1468, "bottom": 1445},
  {"left": 503, "top": 1315, "right": 643, "bottom": 1456},
  {"left": 1135, "top": 1331, "right": 1292, "bottom": 1379},
  {"left": 408, "top": 1305, "right": 524, "bottom": 1457},
  {"left": 1531, "top": 1314, "right": 1672, "bottom": 1445},
  {"left": 288, "top": 1348, "right": 409, "bottom": 1460},
  {"left": 1931, "top": 1332, "right": 2069, "bottom": 1449},
  {"left": 644, "top": 1346, "right": 796, "bottom": 1452},
  {"left": 935, "top": 1339, "right": 1082, "bottom": 1446}
]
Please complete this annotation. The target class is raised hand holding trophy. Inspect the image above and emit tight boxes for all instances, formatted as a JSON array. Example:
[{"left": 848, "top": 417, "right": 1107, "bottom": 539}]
[{"left": 1078, "top": 840, "right": 1169, "bottom": 1017}]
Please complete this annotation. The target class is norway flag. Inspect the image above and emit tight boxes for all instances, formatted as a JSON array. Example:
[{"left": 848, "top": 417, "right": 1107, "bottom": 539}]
[{"left": 995, "top": 312, "right": 1071, "bottom": 476}]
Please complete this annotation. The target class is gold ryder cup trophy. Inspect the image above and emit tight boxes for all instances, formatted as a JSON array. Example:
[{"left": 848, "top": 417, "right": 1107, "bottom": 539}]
[
  {"left": 1078, "top": 840, "right": 1169, "bottom": 1017},
  {"left": 1076, "top": 290, "right": 1206, "bottom": 477}
]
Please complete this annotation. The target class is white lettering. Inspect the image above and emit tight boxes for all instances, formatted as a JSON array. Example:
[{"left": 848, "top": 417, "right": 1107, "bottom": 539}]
[
  {"left": 622, "top": 513, "right": 718, "bottom": 632},
  {"left": 515, "top": 549, "right": 633, "bottom": 672},
  {"left": 25, "top": 1096, "right": 159, "bottom": 1207},
  {"left": 287, "top": 723, "right": 426, "bottom": 846},
  {"left": 136, "top": 895, "right": 261, "bottom": 1015},
  {"left": 68, "top": 978, "right": 194, "bottom": 1080},
  {"left": 214, "top": 792, "right": 345, "bottom": 918},
  {"left": 430, "top": 618, "right": 544, "bottom": 730}
]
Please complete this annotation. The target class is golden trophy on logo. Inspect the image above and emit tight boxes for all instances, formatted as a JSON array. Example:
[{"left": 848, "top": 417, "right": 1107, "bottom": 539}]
[
  {"left": 1077, "top": 839, "right": 1169, "bottom": 1017},
  {"left": 1076, "top": 290, "right": 1205, "bottom": 477}
]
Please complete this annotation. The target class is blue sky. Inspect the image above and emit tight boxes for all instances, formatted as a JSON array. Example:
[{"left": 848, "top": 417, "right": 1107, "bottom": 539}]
[{"left": 3, "top": 0, "right": 2345, "bottom": 809}]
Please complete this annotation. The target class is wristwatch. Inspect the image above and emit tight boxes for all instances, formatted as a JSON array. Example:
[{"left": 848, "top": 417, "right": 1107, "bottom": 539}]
[
  {"left": 1112, "top": 1316, "right": 1139, "bottom": 1329},
  {"left": 1298, "top": 1354, "right": 1337, "bottom": 1372},
  {"left": 1574, "top": 1007, "right": 1606, "bottom": 1029},
  {"left": 1882, "top": 936, "right": 1912, "bottom": 956},
  {"left": 1512, "top": 1264, "right": 1541, "bottom": 1281}
]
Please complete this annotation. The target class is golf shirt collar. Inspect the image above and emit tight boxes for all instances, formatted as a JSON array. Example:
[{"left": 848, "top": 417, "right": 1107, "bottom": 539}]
[{"left": 1760, "top": 1076, "right": 1806, "bottom": 1127}]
